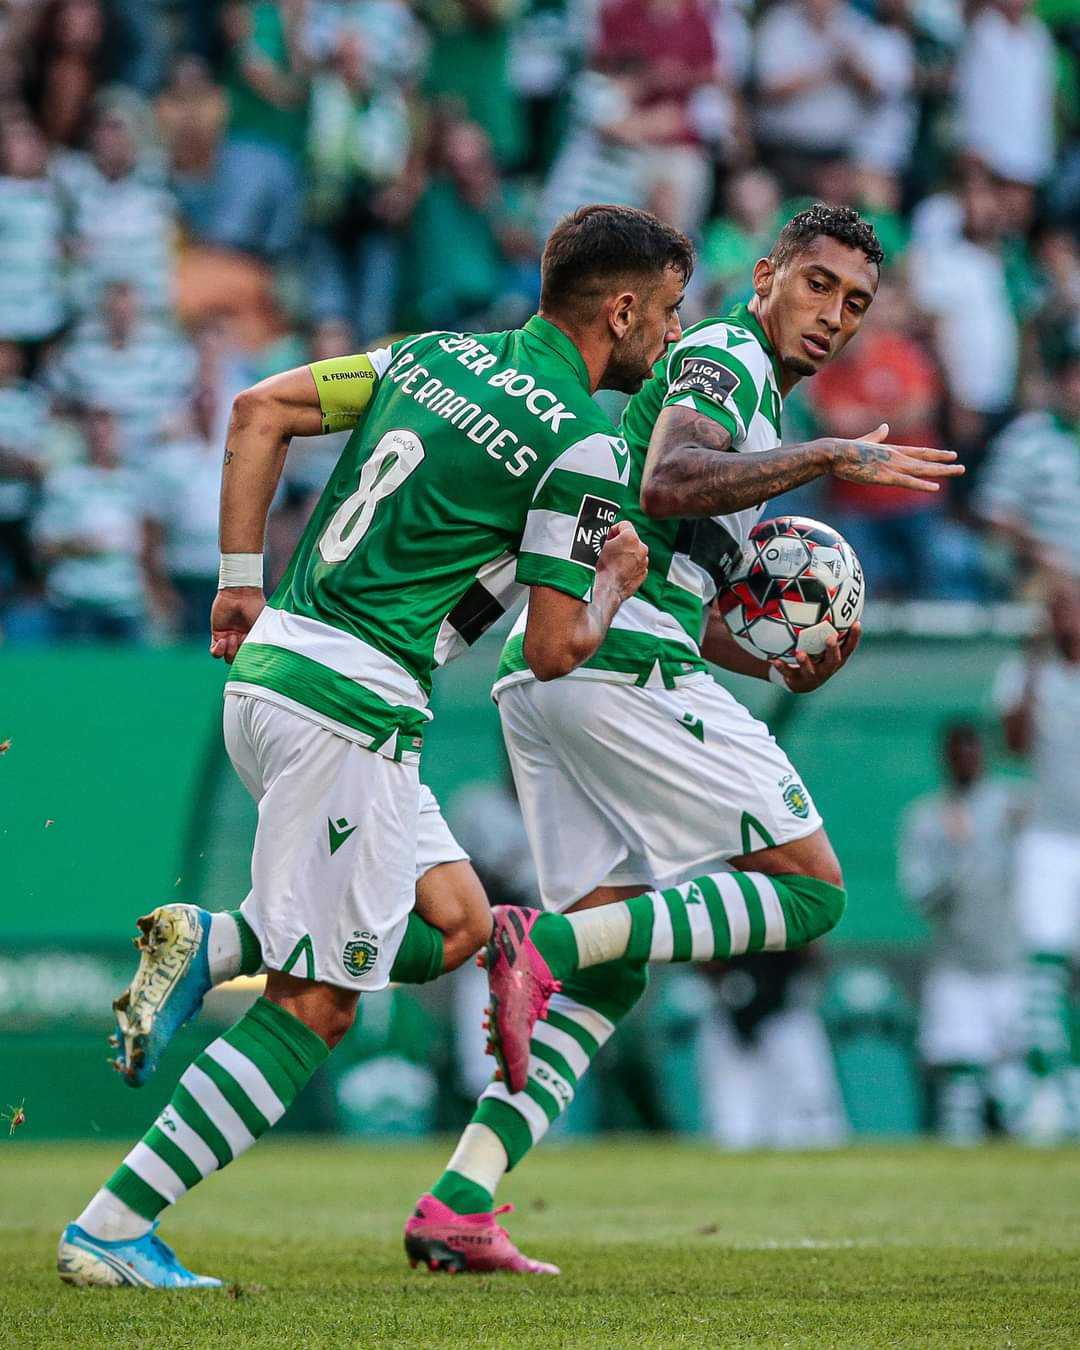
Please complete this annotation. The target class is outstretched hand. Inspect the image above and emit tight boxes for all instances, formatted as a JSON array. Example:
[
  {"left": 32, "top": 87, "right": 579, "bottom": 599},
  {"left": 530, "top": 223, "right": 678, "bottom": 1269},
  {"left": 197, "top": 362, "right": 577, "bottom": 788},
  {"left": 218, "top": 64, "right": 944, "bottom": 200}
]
[
  {"left": 210, "top": 587, "right": 265, "bottom": 664},
  {"left": 831, "top": 425, "right": 963, "bottom": 493},
  {"left": 772, "top": 622, "right": 861, "bottom": 693}
]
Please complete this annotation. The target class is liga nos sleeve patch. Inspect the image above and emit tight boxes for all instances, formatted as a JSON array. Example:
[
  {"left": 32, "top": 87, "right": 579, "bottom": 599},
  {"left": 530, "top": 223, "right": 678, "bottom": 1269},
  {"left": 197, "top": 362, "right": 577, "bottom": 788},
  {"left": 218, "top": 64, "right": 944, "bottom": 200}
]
[
  {"left": 570, "top": 496, "right": 620, "bottom": 565},
  {"left": 668, "top": 356, "right": 740, "bottom": 406}
]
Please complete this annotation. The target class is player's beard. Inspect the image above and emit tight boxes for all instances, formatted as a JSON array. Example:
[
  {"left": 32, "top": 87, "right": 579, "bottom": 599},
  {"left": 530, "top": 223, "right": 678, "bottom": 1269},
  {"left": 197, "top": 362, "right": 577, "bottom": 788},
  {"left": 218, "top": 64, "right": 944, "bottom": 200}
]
[{"left": 603, "top": 330, "right": 656, "bottom": 394}]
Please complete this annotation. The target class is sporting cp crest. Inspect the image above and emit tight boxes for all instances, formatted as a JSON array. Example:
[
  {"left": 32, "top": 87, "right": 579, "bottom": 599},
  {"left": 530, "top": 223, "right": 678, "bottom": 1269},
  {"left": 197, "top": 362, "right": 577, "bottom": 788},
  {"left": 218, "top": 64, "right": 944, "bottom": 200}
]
[
  {"left": 781, "top": 780, "right": 810, "bottom": 819},
  {"left": 342, "top": 931, "right": 379, "bottom": 977}
]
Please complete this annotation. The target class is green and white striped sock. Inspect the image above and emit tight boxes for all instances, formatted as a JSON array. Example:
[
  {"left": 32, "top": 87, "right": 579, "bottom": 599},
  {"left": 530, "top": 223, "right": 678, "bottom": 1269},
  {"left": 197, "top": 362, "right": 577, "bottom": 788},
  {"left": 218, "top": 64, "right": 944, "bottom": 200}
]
[
  {"left": 76, "top": 998, "right": 328, "bottom": 1240},
  {"left": 531, "top": 871, "right": 847, "bottom": 978},
  {"left": 432, "top": 962, "right": 648, "bottom": 1213}
]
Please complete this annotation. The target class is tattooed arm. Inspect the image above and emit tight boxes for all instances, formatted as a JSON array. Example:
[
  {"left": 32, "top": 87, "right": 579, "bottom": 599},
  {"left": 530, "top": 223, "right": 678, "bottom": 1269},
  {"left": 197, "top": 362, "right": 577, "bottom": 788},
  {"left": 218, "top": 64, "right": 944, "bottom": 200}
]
[{"left": 639, "top": 405, "right": 963, "bottom": 519}]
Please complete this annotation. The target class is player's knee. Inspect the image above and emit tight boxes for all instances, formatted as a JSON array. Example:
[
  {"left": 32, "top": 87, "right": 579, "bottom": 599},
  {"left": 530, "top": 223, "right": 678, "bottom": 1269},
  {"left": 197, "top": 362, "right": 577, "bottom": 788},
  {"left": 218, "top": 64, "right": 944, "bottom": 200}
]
[
  {"left": 264, "top": 973, "right": 359, "bottom": 1049},
  {"left": 442, "top": 896, "right": 494, "bottom": 973}
]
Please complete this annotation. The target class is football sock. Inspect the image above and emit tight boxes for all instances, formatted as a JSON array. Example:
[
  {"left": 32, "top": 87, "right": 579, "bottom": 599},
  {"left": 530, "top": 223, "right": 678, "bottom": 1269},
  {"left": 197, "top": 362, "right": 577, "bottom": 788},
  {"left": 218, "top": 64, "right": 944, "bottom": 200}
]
[
  {"left": 528, "top": 872, "right": 847, "bottom": 977},
  {"left": 1024, "top": 951, "right": 1071, "bottom": 1076},
  {"left": 389, "top": 913, "right": 446, "bottom": 984},
  {"left": 207, "top": 909, "right": 262, "bottom": 983},
  {"left": 76, "top": 998, "right": 327, "bottom": 1241},
  {"left": 431, "top": 962, "right": 648, "bottom": 1213}
]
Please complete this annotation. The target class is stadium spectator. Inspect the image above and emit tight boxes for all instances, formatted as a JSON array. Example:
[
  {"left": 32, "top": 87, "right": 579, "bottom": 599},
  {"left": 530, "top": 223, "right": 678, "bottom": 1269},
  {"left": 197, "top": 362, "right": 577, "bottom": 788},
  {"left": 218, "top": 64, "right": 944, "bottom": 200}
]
[
  {"left": 155, "top": 53, "right": 228, "bottom": 237},
  {"left": 974, "top": 329, "right": 1080, "bottom": 581},
  {"left": 405, "top": 112, "right": 538, "bottom": 330},
  {"left": 908, "top": 165, "right": 1019, "bottom": 481},
  {"left": 420, "top": 0, "right": 525, "bottom": 169},
  {"left": 0, "top": 113, "right": 67, "bottom": 348},
  {"left": 34, "top": 406, "right": 148, "bottom": 641},
  {"left": 207, "top": 0, "right": 310, "bottom": 260},
  {"left": 59, "top": 99, "right": 179, "bottom": 315},
  {"left": 899, "top": 721, "right": 1027, "bottom": 1143},
  {"left": 0, "top": 342, "right": 49, "bottom": 616},
  {"left": 808, "top": 275, "right": 985, "bottom": 599},
  {"left": 753, "top": 0, "right": 879, "bottom": 194},
  {"left": 305, "top": 28, "right": 415, "bottom": 341},
  {"left": 22, "top": 0, "right": 108, "bottom": 148},
  {"left": 955, "top": 0, "right": 1056, "bottom": 188},
  {"left": 996, "top": 585, "right": 1080, "bottom": 1141},
  {"left": 700, "top": 167, "right": 782, "bottom": 312},
  {"left": 304, "top": 0, "right": 430, "bottom": 89},
  {"left": 42, "top": 281, "right": 198, "bottom": 465},
  {"left": 592, "top": 0, "right": 721, "bottom": 234},
  {"left": 142, "top": 385, "right": 223, "bottom": 639}
]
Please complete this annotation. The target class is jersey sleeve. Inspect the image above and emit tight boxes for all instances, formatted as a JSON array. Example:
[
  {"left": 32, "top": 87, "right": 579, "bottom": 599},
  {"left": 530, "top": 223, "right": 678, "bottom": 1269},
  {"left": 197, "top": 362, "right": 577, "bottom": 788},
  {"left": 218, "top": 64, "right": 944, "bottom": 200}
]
[
  {"left": 308, "top": 345, "right": 394, "bottom": 434},
  {"left": 515, "top": 431, "right": 633, "bottom": 600},
  {"left": 661, "top": 339, "right": 766, "bottom": 447}
]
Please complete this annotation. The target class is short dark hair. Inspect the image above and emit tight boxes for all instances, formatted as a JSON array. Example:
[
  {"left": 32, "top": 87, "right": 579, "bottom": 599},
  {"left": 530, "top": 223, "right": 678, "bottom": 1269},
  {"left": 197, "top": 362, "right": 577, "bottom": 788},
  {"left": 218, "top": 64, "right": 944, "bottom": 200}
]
[
  {"left": 540, "top": 204, "right": 694, "bottom": 316},
  {"left": 770, "top": 203, "right": 885, "bottom": 271}
]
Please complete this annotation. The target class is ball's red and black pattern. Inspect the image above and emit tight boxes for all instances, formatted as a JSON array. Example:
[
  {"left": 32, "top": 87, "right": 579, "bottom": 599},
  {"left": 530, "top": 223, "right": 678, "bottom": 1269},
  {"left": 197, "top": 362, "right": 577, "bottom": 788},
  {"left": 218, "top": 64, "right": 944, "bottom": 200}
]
[{"left": 717, "top": 515, "right": 865, "bottom": 662}]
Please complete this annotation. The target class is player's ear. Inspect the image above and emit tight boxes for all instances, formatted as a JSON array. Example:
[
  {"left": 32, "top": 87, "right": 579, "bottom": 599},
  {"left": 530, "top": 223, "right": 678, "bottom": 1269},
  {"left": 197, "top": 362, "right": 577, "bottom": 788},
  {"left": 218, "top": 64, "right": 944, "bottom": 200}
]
[
  {"left": 607, "top": 290, "right": 636, "bottom": 341},
  {"left": 752, "top": 256, "right": 775, "bottom": 299}
]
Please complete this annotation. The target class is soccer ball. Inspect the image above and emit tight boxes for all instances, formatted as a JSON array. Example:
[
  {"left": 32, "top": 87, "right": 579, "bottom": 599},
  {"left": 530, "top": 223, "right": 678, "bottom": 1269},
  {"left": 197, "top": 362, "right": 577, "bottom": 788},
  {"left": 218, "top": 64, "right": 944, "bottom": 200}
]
[{"left": 717, "top": 516, "right": 865, "bottom": 663}]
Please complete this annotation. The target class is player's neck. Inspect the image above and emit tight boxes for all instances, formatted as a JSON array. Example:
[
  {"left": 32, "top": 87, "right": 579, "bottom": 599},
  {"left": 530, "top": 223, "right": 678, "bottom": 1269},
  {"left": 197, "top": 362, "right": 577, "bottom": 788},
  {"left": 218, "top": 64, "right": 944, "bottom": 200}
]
[
  {"left": 748, "top": 294, "right": 802, "bottom": 398},
  {"left": 537, "top": 312, "right": 606, "bottom": 394}
]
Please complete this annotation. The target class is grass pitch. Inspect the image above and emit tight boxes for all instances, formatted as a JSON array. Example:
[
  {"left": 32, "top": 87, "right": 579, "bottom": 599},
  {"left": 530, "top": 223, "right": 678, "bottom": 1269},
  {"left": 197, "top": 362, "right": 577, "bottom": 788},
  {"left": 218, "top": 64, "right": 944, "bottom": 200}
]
[{"left": 2, "top": 1139, "right": 1076, "bottom": 1347}]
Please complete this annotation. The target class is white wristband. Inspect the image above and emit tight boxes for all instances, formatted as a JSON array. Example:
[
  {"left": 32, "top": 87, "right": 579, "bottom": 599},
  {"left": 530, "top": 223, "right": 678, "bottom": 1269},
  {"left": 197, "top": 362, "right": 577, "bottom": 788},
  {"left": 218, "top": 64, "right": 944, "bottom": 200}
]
[{"left": 218, "top": 553, "right": 263, "bottom": 589}]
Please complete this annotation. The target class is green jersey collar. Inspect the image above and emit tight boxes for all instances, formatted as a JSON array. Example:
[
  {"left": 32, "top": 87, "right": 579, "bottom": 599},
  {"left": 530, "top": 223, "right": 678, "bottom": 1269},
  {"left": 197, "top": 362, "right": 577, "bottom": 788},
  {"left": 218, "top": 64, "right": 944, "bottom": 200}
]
[
  {"left": 729, "top": 301, "right": 782, "bottom": 385},
  {"left": 523, "top": 315, "right": 591, "bottom": 393}
]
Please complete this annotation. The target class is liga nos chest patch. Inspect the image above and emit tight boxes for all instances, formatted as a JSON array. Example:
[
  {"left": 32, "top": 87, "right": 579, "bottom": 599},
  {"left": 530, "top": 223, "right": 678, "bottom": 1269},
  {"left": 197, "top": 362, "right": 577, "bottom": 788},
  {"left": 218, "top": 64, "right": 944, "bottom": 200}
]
[
  {"left": 669, "top": 356, "right": 740, "bottom": 406},
  {"left": 571, "top": 495, "right": 620, "bottom": 565}
]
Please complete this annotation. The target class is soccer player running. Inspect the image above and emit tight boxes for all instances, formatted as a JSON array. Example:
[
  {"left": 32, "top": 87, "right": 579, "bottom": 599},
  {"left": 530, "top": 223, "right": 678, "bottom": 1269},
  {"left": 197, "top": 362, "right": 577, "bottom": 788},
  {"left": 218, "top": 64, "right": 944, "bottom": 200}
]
[
  {"left": 407, "top": 204, "right": 964, "bottom": 1274},
  {"left": 57, "top": 204, "right": 692, "bottom": 1289}
]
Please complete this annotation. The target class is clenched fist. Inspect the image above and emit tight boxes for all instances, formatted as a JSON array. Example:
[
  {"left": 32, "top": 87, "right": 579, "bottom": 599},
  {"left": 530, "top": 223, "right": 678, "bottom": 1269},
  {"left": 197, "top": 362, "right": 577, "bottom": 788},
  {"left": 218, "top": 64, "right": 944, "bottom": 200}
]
[{"left": 595, "top": 520, "right": 649, "bottom": 601}]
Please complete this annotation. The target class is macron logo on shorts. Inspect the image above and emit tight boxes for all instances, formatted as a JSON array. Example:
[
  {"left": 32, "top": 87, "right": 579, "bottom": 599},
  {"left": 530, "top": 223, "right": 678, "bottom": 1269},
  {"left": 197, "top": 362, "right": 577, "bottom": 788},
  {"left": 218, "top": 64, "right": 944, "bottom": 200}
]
[{"left": 328, "top": 816, "right": 357, "bottom": 855}]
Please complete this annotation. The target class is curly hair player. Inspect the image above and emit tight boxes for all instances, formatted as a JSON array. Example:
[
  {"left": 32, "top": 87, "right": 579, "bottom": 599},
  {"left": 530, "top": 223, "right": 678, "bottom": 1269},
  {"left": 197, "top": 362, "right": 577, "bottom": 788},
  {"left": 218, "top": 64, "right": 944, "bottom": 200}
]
[{"left": 406, "top": 204, "right": 963, "bottom": 1275}]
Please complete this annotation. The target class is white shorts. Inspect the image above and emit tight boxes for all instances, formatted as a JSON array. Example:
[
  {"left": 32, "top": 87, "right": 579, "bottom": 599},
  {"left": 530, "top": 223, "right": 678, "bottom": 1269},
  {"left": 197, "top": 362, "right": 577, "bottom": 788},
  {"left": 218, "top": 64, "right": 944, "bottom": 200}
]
[
  {"left": 497, "top": 674, "right": 822, "bottom": 911},
  {"left": 416, "top": 784, "right": 469, "bottom": 879},
  {"left": 224, "top": 692, "right": 419, "bottom": 991},
  {"left": 919, "top": 967, "right": 1024, "bottom": 1066},
  {"left": 1015, "top": 827, "right": 1080, "bottom": 956}
]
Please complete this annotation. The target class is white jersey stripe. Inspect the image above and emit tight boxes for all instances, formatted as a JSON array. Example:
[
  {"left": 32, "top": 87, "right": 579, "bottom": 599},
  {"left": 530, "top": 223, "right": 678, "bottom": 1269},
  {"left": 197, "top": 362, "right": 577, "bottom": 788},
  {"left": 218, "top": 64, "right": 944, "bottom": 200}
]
[
  {"left": 181, "top": 1064, "right": 257, "bottom": 1158},
  {"left": 521, "top": 508, "right": 576, "bottom": 561},
  {"left": 204, "top": 1041, "right": 286, "bottom": 1126},
  {"left": 245, "top": 607, "right": 429, "bottom": 712}
]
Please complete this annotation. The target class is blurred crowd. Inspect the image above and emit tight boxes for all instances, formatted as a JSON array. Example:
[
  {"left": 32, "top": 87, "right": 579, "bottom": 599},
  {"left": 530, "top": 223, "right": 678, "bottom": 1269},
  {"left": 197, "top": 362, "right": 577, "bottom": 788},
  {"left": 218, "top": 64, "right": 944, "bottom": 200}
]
[{"left": 1, "top": 0, "right": 1080, "bottom": 642}]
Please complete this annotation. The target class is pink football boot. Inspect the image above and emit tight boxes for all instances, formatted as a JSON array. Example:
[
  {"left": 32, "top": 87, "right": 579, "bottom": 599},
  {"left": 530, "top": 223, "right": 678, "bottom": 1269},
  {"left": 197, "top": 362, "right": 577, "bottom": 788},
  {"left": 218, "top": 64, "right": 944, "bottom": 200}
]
[
  {"left": 481, "top": 905, "right": 562, "bottom": 1094},
  {"left": 404, "top": 1194, "right": 559, "bottom": 1275}
]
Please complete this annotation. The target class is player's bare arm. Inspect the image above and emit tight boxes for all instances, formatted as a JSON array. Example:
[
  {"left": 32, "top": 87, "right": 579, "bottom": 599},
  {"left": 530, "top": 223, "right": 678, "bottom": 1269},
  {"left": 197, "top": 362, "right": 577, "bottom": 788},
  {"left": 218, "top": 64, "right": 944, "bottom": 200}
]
[
  {"left": 639, "top": 405, "right": 963, "bottom": 520},
  {"left": 702, "top": 602, "right": 861, "bottom": 693},
  {"left": 523, "top": 522, "right": 649, "bottom": 680},
  {"left": 211, "top": 365, "right": 324, "bottom": 662}
]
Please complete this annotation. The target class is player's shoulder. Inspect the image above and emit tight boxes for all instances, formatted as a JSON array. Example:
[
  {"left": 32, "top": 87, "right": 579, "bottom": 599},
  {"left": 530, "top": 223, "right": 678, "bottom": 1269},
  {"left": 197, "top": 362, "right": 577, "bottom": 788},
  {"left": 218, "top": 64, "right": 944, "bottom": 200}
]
[{"left": 667, "top": 312, "right": 774, "bottom": 393}]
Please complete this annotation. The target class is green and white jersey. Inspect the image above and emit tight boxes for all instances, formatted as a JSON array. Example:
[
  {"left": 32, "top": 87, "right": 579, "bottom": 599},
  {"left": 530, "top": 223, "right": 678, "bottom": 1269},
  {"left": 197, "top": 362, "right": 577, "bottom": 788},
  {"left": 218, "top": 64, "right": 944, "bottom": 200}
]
[
  {"left": 494, "top": 302, "right": 783, "bottom": 696},
  {"left": 227, "top": 316, "right": 632, "bottom": 763}
]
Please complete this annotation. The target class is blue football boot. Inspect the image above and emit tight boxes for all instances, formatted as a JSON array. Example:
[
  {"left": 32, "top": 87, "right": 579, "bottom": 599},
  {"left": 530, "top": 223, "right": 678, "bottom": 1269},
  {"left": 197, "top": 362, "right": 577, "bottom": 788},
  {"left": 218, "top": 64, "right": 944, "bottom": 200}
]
[
  {"left": 57, "top": 1221, "right": 223, "bottom": 1289},
  {"left": 111, "top": 904, "right": 212, "bottom": 1087}
]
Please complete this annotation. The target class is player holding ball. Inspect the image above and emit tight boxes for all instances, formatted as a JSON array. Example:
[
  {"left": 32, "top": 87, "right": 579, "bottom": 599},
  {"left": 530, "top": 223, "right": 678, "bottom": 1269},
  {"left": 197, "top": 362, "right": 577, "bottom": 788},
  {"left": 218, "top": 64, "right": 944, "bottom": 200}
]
[{"left": 407, "top": 204, "right": 963, "bottom": 1275}]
